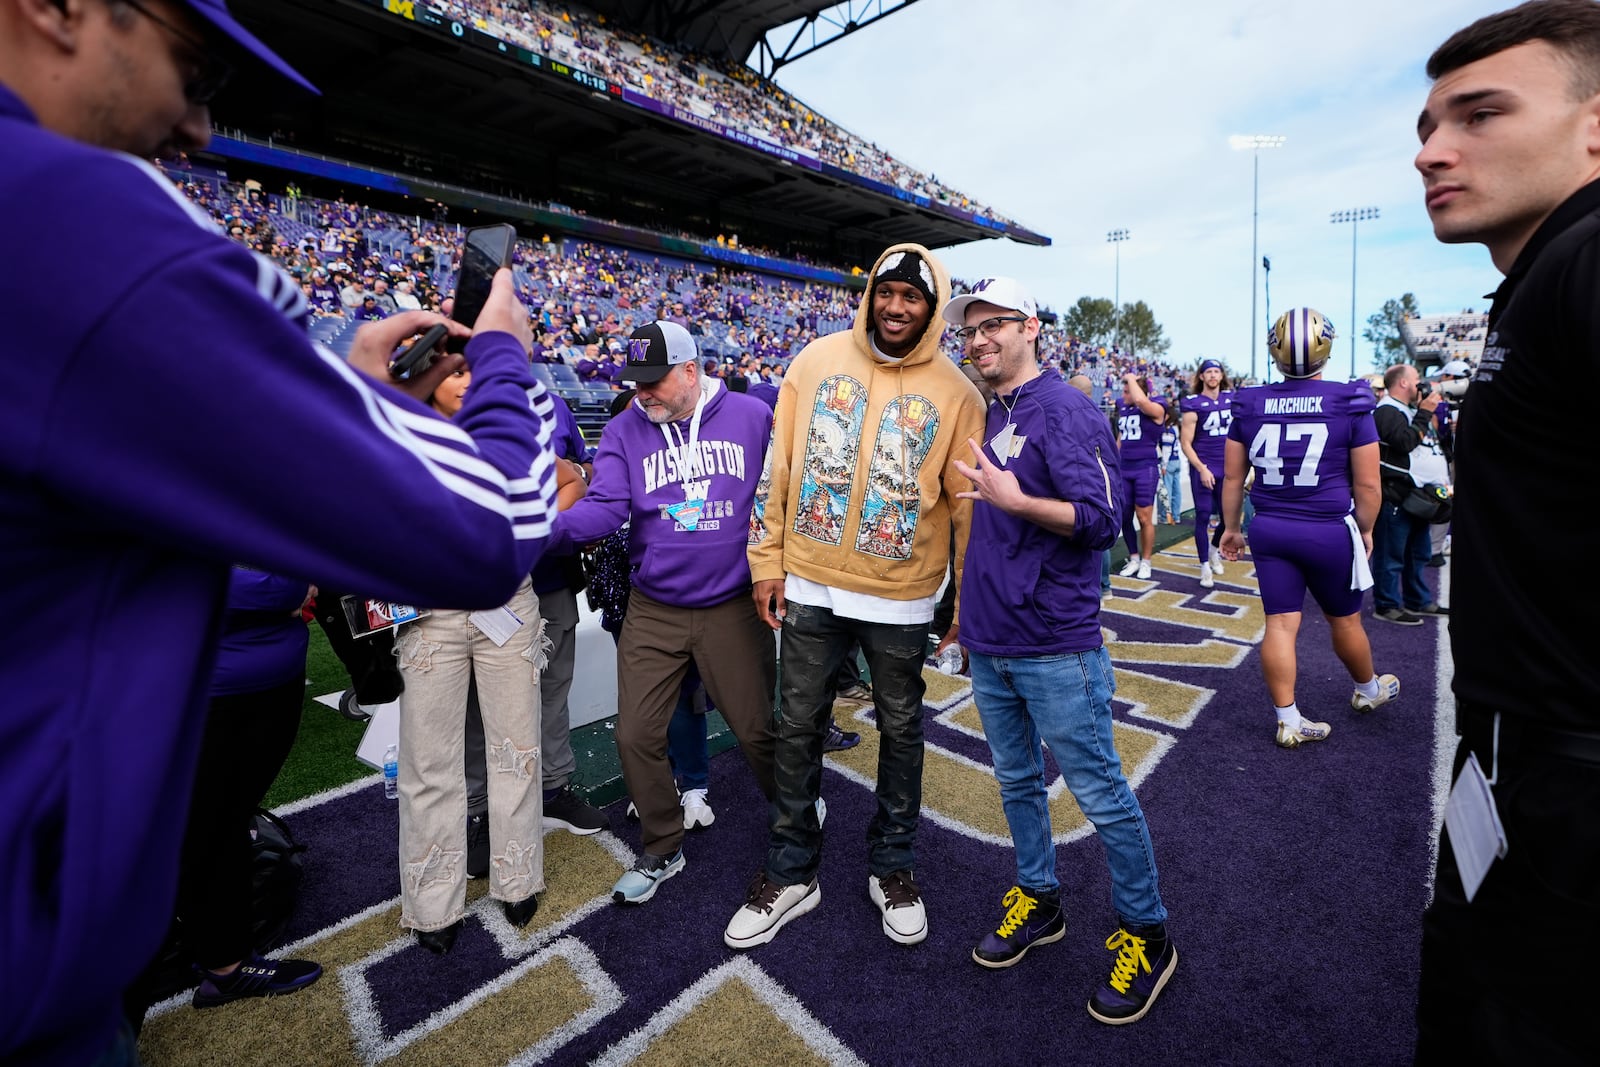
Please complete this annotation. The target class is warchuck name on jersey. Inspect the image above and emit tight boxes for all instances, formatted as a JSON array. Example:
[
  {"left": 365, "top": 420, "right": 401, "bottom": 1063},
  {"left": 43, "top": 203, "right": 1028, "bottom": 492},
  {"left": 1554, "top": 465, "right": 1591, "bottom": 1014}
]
[{"left": 1227, "top": 379, "right": 1376, "bottom": 521}]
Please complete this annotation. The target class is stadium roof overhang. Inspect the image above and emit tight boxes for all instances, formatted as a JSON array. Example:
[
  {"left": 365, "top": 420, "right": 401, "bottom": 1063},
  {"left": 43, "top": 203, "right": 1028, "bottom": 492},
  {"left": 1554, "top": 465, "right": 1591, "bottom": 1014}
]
[
  {"left": 579, "top": 1, "right": 920, "bottom": 77},
  {"left": 224, "top": 1, "right": 1046, "bottom": 257}
]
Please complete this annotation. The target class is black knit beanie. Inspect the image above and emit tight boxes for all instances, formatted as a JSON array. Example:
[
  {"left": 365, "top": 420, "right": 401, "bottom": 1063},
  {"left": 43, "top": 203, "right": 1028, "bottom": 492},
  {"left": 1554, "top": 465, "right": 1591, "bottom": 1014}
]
[{"left": 872, "top": 250, "right": 937, "bottom": 307}]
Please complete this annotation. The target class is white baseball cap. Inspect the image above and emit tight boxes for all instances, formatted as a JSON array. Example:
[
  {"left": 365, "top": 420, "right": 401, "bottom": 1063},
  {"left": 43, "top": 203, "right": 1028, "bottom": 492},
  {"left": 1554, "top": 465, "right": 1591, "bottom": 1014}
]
[
  {"left": 943, "top": 277, "right": 1038, "bottom": 325},
  {"left": 1434, "top": 359, "right": 1473, "bottom": 378}
]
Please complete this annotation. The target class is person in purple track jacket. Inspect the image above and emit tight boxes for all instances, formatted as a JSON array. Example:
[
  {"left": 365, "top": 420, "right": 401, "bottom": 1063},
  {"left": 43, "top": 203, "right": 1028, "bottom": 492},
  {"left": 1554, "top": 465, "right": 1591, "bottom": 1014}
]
[{"left": 0, "top": 4, "right": 558, "bottom": 1063}]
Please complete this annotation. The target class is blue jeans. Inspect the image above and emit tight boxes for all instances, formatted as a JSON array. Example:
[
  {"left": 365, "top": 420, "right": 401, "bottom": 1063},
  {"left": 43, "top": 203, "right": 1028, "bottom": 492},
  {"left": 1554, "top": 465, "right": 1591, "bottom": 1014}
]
[
  {"left": 669, "top": 666, "right": 710, "bottom": 791},
  {"left": 766, "top": 601, "right": 928, "bottom": 883},
  {"left": 1160, "top": 463, "right": 1183, "bottom": 523},
  {"left": 969, "top": 647, "right": 1167, "bottom": 928},
  {"left": 1372, "top": 500, "right": 1435, "bottom": 612}
]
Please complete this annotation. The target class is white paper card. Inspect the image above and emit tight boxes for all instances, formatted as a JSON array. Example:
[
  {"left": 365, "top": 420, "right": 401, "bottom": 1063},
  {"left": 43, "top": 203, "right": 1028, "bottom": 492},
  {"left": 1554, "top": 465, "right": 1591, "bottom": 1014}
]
[
  {"left": 1443, "top": 751, "right": 1509, "bottom": 902},
  {"left": 469, "top": 606, "right": 524, "bottom": 647},
  {"left": 354, "top": 699, "right": 400, "bottom": 771}
]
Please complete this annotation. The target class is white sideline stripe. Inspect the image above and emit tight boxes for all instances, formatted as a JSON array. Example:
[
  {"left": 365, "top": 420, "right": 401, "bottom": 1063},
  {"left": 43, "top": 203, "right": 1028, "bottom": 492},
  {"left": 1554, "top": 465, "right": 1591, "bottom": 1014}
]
[
  {"left": 587, "top": 956, "right": 866, "bottom": 1067},
  {"left": 1424, "top": 561, "right": 1456, "bottom": 904}
]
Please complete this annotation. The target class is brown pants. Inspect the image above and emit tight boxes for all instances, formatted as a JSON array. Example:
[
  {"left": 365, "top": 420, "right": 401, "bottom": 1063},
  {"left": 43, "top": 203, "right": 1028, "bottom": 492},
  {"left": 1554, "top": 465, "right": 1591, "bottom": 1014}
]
[{"left": 616, "top": 588, "right": 778, "bottom": 857}]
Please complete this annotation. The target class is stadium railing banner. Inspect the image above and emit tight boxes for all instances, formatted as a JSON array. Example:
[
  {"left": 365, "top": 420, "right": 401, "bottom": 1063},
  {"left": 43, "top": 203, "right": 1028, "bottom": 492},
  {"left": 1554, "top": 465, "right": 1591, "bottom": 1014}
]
[{"left": 356, "top": 0, "right": 1043, "bottom": 243}]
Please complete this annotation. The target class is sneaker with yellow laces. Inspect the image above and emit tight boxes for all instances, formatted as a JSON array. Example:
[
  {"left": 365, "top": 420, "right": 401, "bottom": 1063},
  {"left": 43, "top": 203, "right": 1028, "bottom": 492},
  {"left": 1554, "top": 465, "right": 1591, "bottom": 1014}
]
[
  {"left": 971, "top": 886, "right": 1066, "bottom": 969},
  {"left": 1087, "top": 923, "right": 1178, "bottom": 1025}
]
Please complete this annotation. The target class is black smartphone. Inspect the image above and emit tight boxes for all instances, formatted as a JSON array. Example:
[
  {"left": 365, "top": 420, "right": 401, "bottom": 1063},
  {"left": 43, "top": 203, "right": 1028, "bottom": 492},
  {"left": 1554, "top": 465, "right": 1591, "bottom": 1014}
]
[
  {"left": 387, "top": 322, "right": 449, "bottom": 380},
  {"left": 446, "top": 223, "right": 518, "bottom": 353}
]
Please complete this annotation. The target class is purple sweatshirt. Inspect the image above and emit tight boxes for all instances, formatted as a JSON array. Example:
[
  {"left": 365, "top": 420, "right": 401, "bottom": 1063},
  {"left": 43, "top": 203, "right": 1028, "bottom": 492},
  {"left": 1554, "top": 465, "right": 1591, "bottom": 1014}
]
[
  {"left": 961, "top": 374, "right": 1123, "bottom": 656},
  {"left": 0, "top": 84, "right": 557, "bottom": 1067},
  {"left": 550, "top": 379, "right": 772, "bottom": 608}
]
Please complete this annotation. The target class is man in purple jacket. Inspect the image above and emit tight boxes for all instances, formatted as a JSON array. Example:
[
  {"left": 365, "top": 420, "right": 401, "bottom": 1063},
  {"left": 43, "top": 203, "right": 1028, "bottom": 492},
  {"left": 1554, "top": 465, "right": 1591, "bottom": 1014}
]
[
  {"left": 0, "top": 4, "right": 558, "bottom": 1064},
  {"left": 546, "top": 321, "right": 778, "bottom": 905},
  {"left": 948, "top": 278, "right": 1177, "bottom": 1027}
]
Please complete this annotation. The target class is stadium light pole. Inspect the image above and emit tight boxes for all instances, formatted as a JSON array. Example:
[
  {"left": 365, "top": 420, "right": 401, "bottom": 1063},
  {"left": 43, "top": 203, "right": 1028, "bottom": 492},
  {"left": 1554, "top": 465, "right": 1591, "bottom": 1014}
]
[
  {"left": 1331, "top": 206, "right": 1379, "bottom": 379},
  {"left": 1107, "top": 229, "right": 1129, "bottom": 354},
  {"left": 1230, "top": 134, "right": 1285, "bottom": 382}
]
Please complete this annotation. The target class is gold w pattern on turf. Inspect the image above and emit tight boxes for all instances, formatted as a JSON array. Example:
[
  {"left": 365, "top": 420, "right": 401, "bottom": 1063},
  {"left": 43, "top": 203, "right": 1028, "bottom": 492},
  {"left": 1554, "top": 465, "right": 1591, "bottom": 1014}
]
[
  {"left": 830, "top": 683, "right": 1174, "bottom": 844},
  {"left": 136, "top": 832, "right": 625, "bottom": 1066}
]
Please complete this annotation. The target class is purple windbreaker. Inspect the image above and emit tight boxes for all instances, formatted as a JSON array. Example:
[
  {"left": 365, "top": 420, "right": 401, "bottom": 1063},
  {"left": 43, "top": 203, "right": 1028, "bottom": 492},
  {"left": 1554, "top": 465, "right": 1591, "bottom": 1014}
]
[
  {"left": 0, "top": 84, "right": 557, "bottom": 1067},
  {"left": 961, "top": 375, "right": 1123, "bottom": 656}
]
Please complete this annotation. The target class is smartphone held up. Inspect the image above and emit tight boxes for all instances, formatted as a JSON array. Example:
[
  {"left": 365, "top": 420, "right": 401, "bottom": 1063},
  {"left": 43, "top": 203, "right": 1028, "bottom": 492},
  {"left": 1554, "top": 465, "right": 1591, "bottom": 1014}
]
[
  {"left": 387, "top": 222, "right": 518, "bottom": 380},
  {"left": 446, "top": 223, "right": 518, "bottom": 353}
]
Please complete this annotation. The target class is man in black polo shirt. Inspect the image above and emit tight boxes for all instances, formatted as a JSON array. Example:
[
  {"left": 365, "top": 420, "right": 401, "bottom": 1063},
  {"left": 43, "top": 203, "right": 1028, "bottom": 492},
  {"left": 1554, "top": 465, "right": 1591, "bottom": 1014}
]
[{"left": 1413, "top": 2, "right": 1600, "bottom": 1061}]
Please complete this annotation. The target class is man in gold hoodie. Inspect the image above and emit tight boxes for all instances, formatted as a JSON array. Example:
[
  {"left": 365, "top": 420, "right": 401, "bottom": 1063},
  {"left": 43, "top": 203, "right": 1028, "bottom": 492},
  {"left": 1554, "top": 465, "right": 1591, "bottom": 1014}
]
[{"left": 724, "top": 243, "right": 985, "bottom": 950}]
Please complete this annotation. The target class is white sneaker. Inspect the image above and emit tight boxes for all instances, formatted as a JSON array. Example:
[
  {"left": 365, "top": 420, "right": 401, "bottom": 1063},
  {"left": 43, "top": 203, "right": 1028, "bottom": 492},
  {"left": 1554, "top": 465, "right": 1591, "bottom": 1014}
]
[
  {"left": 1136, "top": 559, "right": 1152, "bottom": 580},
  {"left": 869, "top": 870, "right": 928, "bottom": 945},
  {"left": 1276, "top": 719, "right": 1332, "bottom": 749},
  {"left": 1351, "top": 673, "right": 1400, "bottom": 713},
  {"left": 724, "top": 873, "right": 821, "bottom": 950},
  {"left": 1118, "top": 556, "right": 1141, "bottom": 578},
  {"left": 682, "top": 788, "right": 715, "bottom": 830},
  {"left": 1199, "top": 562, "right": 1214, "bottom": 588},
  {"left": 1210, "top": 557, "right": 1224, "bottom": 577}
]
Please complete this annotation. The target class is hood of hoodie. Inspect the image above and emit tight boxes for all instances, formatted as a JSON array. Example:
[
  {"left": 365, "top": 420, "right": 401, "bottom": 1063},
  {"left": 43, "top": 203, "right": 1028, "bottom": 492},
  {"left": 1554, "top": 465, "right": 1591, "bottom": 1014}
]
[{"left": 852, "top": 242, "right": 951, "bottom": 370}]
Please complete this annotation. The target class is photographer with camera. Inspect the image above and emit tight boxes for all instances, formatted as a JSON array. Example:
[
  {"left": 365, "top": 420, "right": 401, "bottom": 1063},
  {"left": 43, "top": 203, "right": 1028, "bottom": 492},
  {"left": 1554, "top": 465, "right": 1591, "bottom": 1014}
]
[
  {"left": 1425, "top": 360, "right": 1472, "bottom": 566},
  {"left": 1371, "top": 363, "right": 1448, "bottom": 625}
]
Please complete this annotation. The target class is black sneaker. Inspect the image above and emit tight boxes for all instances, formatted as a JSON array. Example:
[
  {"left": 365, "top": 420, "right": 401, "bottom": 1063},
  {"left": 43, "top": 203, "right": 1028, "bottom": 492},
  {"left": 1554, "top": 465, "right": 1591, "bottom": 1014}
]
[
  {"left": 1087, "top": 925, "right": 1178, "bottom": 1025},
  {"left": 192, "top": 954, "right": 322, "bottom": 1009},
  {"left": 1374, "top": 606, "right": 1424, "bottom": 626},
  {"left": 1426, "top": 553, "right": 1447, "bottom": 568},
  {"left": 823, "top": 719, "right": 861, "bottom": 752},
  {"left": 1413, "top": 603, "right": 1451, "bottom": 616},
  {"left": 466, "top": 813, "right": 488, "bottom": 879},
  {"left": 972, "top": 886, "right": 1066, "bottom": 969},
  {"left": 542, "top": 784, "right": 606, "bottom": 835}
]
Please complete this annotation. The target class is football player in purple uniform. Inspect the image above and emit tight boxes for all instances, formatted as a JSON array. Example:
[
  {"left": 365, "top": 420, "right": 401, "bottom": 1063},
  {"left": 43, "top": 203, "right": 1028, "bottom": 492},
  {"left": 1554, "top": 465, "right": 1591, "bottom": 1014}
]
[
  {"left": 1115, "top": 373, "right": 1167, "bottom": 580},
  {"left": 1180, "top": 359, "right": 1234, "bottom": 588},
  {"left": 1219, "top": 308, "right": 1400, "bottom": 749}
]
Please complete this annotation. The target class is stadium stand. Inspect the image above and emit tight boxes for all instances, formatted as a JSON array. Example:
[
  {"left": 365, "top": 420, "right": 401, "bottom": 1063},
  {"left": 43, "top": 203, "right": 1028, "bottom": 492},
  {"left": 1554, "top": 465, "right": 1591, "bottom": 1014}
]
[{"left": 1400, "top": 310, "right": 1489, "bottom": 372}]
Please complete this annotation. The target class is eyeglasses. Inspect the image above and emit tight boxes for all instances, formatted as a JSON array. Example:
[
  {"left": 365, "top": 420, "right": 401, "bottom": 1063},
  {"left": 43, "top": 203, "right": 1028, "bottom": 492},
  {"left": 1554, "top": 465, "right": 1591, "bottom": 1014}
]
[
  {"left": 953, "top": 315, "right": 1027, "bottom": 345},
  {"left": 124, "top": 0, "right": 235, "bottom": 105}
]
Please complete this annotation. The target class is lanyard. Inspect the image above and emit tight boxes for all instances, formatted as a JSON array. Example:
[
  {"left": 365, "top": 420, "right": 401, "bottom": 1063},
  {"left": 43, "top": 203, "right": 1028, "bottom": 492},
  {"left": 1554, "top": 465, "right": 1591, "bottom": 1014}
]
[{"left": 657, "top": 386, "right": 709, "bottom": 492}]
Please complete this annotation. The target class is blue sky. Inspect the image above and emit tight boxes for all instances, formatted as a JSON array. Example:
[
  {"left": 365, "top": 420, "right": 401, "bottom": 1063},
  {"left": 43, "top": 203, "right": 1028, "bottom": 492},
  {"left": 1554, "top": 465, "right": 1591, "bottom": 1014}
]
[{"left": 767, "top": 0, "right": 1511, "bottom": 377}]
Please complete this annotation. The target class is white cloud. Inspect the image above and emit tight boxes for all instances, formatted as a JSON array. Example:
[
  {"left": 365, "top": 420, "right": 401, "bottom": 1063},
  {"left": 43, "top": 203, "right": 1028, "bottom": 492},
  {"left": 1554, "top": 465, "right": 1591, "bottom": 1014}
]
[{"left": 768, "top": 0, "right": 1508, "bottom": 373}]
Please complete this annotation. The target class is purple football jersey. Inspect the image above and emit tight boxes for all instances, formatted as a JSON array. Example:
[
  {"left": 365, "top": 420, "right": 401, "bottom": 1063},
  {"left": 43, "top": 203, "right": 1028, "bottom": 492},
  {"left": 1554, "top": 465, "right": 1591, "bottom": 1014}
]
[
  {"left": 1227, "top": 379, "right": 1377, "bottom": 520},
  {"left": 1180, "top": 390, "right": 1233, "bottom": 469},
  {"left": 1116, "top": 398, "right": 1164, "bottom": 464}
]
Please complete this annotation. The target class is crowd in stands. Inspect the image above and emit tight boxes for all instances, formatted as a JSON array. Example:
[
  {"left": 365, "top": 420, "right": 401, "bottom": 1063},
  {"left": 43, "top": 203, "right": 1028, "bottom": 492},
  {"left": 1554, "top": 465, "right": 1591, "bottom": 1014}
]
[
  {"left": 420, "top": 1, "right": 1016, "bottom": 227},
  {"left": 165, "top": 165, "right": 1208, "bottom": 424},
  {"left": 1401, "top": 310, "right": 1489, "bottom": 364}
]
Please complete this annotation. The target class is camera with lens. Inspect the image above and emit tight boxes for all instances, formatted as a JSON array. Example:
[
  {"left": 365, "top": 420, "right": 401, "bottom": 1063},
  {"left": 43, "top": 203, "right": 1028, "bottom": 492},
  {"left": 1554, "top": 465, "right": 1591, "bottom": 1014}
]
[{"left": 1416, "top": 380, "right": 1432, "bottom": 400}]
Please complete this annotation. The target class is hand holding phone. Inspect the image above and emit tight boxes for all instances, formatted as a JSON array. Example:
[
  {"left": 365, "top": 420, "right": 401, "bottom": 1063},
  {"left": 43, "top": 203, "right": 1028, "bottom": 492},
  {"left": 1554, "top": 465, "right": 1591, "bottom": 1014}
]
[
  {"left": 468, "top": 268, "right": 534, "bottom": 356},
  {"left": 447, "top": 223, "right": 518, "bottom": 353},
  {"left": 387, "top": 323, "right": 449, "bottom": 380}
]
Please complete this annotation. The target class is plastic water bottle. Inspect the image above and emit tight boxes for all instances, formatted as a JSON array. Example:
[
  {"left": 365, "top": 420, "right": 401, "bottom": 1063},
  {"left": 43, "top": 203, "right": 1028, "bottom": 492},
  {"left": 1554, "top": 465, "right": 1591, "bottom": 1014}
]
[
  {"left": 383, "top": 744, "right": 399, "bottom": 800},
  {"left": 936, "top": 644, "right": 964, "bottom": 675}
]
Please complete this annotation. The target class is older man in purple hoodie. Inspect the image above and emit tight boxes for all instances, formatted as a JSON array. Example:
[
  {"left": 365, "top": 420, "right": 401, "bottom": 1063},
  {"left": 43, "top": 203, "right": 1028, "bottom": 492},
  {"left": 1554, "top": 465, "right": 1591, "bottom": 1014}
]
[{"left": 546, "top": 320, "right": 778, "bottom": 906}]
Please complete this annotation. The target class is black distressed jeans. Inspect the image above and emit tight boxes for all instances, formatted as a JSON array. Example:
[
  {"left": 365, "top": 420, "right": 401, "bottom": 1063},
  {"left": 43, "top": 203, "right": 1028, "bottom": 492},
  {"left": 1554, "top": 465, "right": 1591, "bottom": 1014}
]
[{"left": 764, "top": 600, "right": 929, "bottom": 884}]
